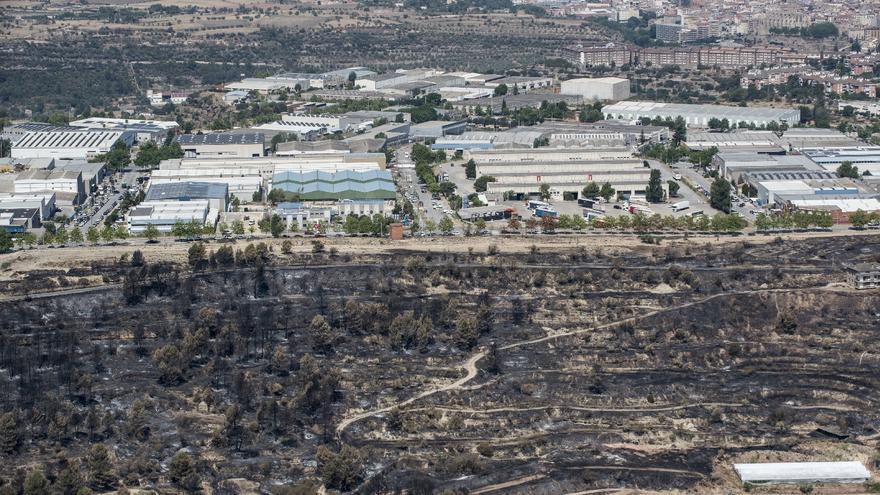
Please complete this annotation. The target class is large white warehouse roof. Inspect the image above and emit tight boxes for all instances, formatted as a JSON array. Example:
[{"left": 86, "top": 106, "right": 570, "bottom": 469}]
[
  {"left": 602, "top": 101, "right": 800, "bottom": 127},
  {"left": 14, "top": 130, "right": 124, "bottom": 151},
  {"left": 734, "top": 461, "right": 870, "bottom": 484}
]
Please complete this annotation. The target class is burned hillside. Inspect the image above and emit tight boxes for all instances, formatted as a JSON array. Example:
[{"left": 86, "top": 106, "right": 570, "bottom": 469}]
[{"left": 0, "top": 235, "right": 878, "bottom": 494}]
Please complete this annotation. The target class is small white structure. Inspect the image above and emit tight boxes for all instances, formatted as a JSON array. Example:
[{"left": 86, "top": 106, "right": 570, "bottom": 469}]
[
  {"left": 734, "top": 461, "right": 870, "bottom": 485},
  {"left": 561, "top": 77, "right": 631, "bottom": 101}
]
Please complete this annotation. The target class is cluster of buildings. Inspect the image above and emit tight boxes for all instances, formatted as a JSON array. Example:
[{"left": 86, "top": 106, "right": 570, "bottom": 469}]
[
  {"left": 131, "top": 144, "right": 396, "bottom": 232},
  {"left": 654, "top": 15, "right": 720, "bottom": 44},
  {"left": 698, "top": 128, "right": 880, "bottom": 223},
  {"left": 146, "top": 90, "right": 190, "bottom": 107},
  {"left": 0, "top": 157, "right": 107, "bottom": 229},
  {"left": 432, "top": 121, "right": 668, "bottom": 151},
  {"left": 2, "top": 118, "right": 179, "bottom": 160},
  {"left": 252, "top": 110, "right": 406, "bottom": 140},
  {"left": 0, "top": 117, "right": 185, "bottom": 232},
  {"left": 225, "top": 68, "right": 560, "bottom": 108},
  {"left": 564, "top": 43, "right": 808, "bottom": 70},
  {"left": 742, "top": 66, "right": 879, "bottom": 98}
]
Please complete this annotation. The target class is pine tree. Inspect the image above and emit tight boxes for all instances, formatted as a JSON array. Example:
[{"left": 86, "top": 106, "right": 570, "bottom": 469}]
[
  {"left": 0, "top": 412, "right": 18, "bottom": 454},
  {"left": 23, "top": 470, "right": 49, "bottom": 495},
  {"left": 169, "top": 452, "right": 200, "bottom": 492},
  {"left": 454, "top": 317, "right": 479, "bottom": 350},
  {"left": 308, "top": 315, "right": 335, "bottom": 353},
  {"left": 87, "top": 444, "right": 115, "bottom": 489},
  {"left": 645, "top": 169, "right": 664, "bottom": 203}
]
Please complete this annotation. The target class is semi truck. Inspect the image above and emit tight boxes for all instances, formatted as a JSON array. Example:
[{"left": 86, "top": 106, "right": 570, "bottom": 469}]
[{"left": 671, "top": 200, "right": 690, "bottom": 212}]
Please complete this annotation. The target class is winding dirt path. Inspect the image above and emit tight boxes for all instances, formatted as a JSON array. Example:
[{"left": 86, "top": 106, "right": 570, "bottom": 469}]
[
  {"left": 334, "top": 351, "right": 485, "bottom": 435},
  {"left": 335, "top": 285, "right": 837, "bottom": 437},
  {"left": 402, "top": 402, "right": 746, "bottom": 415}
]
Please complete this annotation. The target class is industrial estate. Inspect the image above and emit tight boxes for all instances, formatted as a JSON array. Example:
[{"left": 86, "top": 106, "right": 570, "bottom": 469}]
[{"left": 0, "top": 0, "right": 879, "bottom": 493}]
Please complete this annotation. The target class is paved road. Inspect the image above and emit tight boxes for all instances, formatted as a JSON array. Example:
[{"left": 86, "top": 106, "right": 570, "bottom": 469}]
[
  {"left": 395, "top": 146, "right": 448, "bottom": 227},
  {"left": 85, "top": 191, "right": 122, "bottom": 229},
  {"left": 672, "top": 162, "right": 757, "bottom": 221}
]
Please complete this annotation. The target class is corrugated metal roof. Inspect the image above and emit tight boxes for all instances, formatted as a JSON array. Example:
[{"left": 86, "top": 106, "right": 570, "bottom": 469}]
[{"left": 177, "top": 133, "right": 265, "bottom": 146}]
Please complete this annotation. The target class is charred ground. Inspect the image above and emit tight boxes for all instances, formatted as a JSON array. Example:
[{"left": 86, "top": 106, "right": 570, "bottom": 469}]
[{"left": 0, "top": 235, "right": 878, "bottom": 494}]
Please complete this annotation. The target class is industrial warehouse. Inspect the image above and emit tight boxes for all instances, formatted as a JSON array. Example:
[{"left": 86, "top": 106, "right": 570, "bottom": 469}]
[
  {"left": 466, "top": 148, "right": 657, "bottom": 199},
  {"left": 602, "top": 101, "right": 801, "bottom": 128}
]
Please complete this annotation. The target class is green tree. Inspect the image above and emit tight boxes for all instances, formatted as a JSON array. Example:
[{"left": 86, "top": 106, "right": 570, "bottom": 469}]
[
  {"left": 454, "top": 317, "right": 479, "bottom": 350},
  {"left": 188, "top": 242, "right": 207, "bottom": 269},
  {"left": 54, "top": 227, "right": 69, "bottom": 245},
  {"left": 24, "top": 469, "right": 49, "bottom": 495},
  {"left": 267, "top": 188, "right": 287, "bottom": 204},
  {"left": 848, "top": 209, "right": 870, "bottom": 227},
  {"left": 836, "top": 161, "right": 860, "bottom": 179},
  {"left": 0, "top": 412, "right": 18, "bottom": 453},
  {"left": 710, "top": 176, "right": 732, "bottom": 213},
  {"left": 98, "top": 141, "right": 131, "bottom": 170},
  {"left": 100, "top": 225, "right": 115, "bottom": 242},
  {"left": 0, "top": 229, "right": 12, "bottom": 253},
  {"left": 645, "top": 169, "right": 664, "bottom": 202},
  {"left": 87, "top": 444, "right": 115, "bottom": 490},
  {"left": 268, "top": 214, "right": 285, "bottom": 237},
  {"left": 599, "top": 182, "right": 616, "bottom": 201},
  {"left": 309, "top": 315, "right": 335, "bottom": 353},
  {"left": 317, "top": 444, "right": 364, "bottom": 491},
  {"left": 493, "top": 83, "right": 508, "bottom": 96},
  {"left": 439, "top": 216, "right": 454, "bottom": 233},
  {"left": 465, "top": 159, "right": 477, "bottom": 179},
  {"left": 142, "top": 224, "right": 160, "bottom": 241},
  {"left": 667, "top": 180, "right": 680, "bottom": 197},
  {"left": 582, "top": 182, "right": 600, "bottom": 198},
  {"left": 672, "top": 117, "right": 686, "bottom": 145},
  {"left": 473, "top": 175, "right": 496, "bottom": 192},
  {"left": 169, "top": 452, "right": 200, "bottom": 492},
  {"left": 69, "top": 226, "right": 84, "bottom": 244},
  {"left": 152, "top": 344, "right": 184, "bottom": 385},
  {"left": 86, "top": 227, "right": 100, "bottom": 245},
  {"left": 539, "top": 183, "right": 551, "bottom": 201}
]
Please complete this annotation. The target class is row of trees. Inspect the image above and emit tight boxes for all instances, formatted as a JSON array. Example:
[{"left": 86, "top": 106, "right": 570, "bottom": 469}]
[
  {"left": 15, "top": 224, "right": 131, "bottom": 247},
  {"left": 849, "top": 209, "right": 880, "bottom": 228},
  {"left": 754, "top": 211, "right": 834, "bottom": 230},
  {"left": 522, "top": 212, "right": 748, "bottom": 232},
  {"left": 581, "top": 181, "right": 617, "bottom": 201},
  {"left": 341, "top": 214, "right": 392, "bottom": 235}
]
